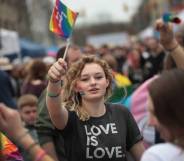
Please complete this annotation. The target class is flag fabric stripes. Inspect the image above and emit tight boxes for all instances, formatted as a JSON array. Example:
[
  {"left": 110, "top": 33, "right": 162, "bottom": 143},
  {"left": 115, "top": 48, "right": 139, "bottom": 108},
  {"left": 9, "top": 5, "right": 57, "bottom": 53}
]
[
  {"left": 0, "top": 133, "right": 23, "bottom": 161},
  {"left": 49, "top": 0, "right": 78, "bottom": 38}
]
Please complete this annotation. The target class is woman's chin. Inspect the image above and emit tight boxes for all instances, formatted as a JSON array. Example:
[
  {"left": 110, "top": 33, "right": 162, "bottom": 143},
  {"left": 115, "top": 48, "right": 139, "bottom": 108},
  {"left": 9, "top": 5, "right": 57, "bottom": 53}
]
[{"left": 85, "top": 95, "right": 103, "bottom": 101}]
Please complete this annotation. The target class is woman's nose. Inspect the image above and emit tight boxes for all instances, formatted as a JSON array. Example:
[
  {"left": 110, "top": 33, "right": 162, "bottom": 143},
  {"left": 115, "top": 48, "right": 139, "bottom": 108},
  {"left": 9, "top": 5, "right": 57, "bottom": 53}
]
[{"left": 90, "top": 77, "right": 96, "bottom": 84}]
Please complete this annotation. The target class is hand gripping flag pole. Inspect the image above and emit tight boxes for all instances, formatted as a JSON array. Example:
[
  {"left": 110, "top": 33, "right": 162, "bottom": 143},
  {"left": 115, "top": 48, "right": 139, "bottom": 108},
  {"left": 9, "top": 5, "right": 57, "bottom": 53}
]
[{"left": 49, "top": 0, "right": 78, "bottom": 60}]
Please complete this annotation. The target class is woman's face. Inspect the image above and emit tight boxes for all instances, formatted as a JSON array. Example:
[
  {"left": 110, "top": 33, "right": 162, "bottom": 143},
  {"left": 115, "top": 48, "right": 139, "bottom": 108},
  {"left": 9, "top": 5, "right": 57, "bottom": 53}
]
[
  {"left": 75, "top": 63, "right": 109, "bottom": 101},
  {"left": 147, "top": 95, "right": 172, "bottom": 141}
]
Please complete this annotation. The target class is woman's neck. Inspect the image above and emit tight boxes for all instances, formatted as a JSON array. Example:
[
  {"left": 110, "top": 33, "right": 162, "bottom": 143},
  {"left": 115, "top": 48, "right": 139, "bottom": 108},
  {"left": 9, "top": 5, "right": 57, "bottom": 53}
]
[{"left": 81, "top": 99, "right": 106, "bottom": 117}]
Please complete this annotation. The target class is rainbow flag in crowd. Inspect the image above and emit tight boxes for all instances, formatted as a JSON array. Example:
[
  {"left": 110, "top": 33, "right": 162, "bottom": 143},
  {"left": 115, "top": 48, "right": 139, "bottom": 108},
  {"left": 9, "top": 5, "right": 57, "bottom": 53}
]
[
  {"left": 49, "top": 0, "right": 78, "bottom": 38},
  {"left": 0, "top": 133, "right": 23, "bottom": 161},
  {"left": 108, "top": 71, "right": 133, "bottom": 103}
]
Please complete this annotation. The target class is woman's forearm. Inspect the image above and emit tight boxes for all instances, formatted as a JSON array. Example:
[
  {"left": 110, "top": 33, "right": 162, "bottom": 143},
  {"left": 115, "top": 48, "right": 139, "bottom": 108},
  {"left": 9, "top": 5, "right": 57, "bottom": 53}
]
[
  {"left": 18, "top": 131, "right": 53, "bottom": 161},
  {"left": 46, "top": 81, "right": 68, "bottom": 130},
  {"left": 169, "top": 44, "right": 184, "bottom": 69}
]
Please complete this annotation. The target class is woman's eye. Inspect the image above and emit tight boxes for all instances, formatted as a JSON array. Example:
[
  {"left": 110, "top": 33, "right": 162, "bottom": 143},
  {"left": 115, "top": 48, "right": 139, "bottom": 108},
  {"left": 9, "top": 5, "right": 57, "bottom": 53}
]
[
  {"left": 81, "top": 78, "right": 88, "bottom": 81},
  {"left": 95, "top": 76, "right": 103, "bottom": 79}
]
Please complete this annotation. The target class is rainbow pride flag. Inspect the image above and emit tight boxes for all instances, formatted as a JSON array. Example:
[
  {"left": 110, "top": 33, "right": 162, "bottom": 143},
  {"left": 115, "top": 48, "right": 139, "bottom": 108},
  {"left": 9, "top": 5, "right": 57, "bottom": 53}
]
[
  {"left": 0, "top": 133, "right": 23, "bottom": 161},
  {"left": 108, "top": 71, "right": 133, "bottom": 103},
  {"left": 49, "top": 0, "right": 78, "bottom": 38}
]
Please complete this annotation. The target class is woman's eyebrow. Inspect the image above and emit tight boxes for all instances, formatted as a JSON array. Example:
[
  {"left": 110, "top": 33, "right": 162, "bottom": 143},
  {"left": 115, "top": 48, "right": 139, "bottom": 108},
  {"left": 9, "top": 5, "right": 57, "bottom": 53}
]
[{"left": 81, "top": 72, "right": 103, "bottom": 77}]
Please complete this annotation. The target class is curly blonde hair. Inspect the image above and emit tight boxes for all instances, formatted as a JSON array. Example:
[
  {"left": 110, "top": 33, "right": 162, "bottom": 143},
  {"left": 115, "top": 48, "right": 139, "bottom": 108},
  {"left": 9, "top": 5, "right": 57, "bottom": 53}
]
[{"left": 62, "top": 55, "right": 113, "bottom": 121}]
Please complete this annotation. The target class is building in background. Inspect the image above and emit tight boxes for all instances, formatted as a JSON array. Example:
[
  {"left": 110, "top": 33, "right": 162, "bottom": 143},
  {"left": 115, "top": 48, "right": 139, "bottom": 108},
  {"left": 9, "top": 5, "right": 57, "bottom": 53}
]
[
  {"left": 26, "top": 0, "right": 53, "bottom": 45},
  {"left": 1, "top": 0, "right": 183, "bottom": 47},
  {"left": 0, "top": 0, "right": 54, "bottom": 46},
  {"left": 0, "top": 0, "right": 31, "bottom": 38}
]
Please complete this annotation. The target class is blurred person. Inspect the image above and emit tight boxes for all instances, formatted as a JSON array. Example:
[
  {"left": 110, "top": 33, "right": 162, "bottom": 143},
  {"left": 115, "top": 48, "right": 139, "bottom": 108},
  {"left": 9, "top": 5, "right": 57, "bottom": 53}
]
[
  {"left": 64, "top": 44, "right": 83, "bottom": 65},
  {"left": 123, "top": 48, "right": 144, "bottom": 89},
  {"left": 97, "top": 44, "right": 110, "bottom": 57},
  {"left": 21, "top": 59, "right": 48, "bottom": 98},
  {"left": 18, "top": 94, "right": 38, "bottom": 137},
  {"left": 17, "top": 94, "right": 39, "bottom": 161},
  {"left": 46, "top": 55, "right": 145, "bottom": 161},
  {"left": 3, "top": 59, "right": 22, "bottom": 99},
  {"left": 82, "top": 44, "right": 97, "bottom": 55},
  {"left": 112, "top": 46, "right": 128, "bottom": 73},
  {"left": 9, "top": 63, "right": 23, "bottom": 98},
  {"left": 141, "top": 68, "right": 184, "bottom": 161},
  {"left": 43, "top": 56, "right": 56, "bottom": 71},
  {"left": 0, "top": 57, "right": 17, "bottom": 109},
  {"left": 0, "top": 103, "right": 53, "bottom": 161},
  {"left": 36, "top": 45, "right": 82, "bottom": 161},
  {"left": 18, "top": 57, "right": 34, "bottom": 82},
  {"left": 141, "top": 37, "right": 166, "bottom": 81}
]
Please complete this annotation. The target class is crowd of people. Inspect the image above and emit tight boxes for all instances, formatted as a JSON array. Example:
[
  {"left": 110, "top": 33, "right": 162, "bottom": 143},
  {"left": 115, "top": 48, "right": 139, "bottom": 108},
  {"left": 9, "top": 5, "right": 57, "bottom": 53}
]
[{"left": 0, "top": 18, "right": 184, "bottom": 161}]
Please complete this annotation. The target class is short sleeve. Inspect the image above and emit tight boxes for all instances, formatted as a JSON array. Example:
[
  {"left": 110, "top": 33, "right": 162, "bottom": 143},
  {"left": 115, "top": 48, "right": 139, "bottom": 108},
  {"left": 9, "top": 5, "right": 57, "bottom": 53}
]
[
  {"left": 141, "top": 150, "right": 162, "bottom": 161},
  {"left": 125, "top": 109, "right": 143, "bottom": 150},
  {"left": 59, "top": 110, "right": 76, "bottom": 137}
]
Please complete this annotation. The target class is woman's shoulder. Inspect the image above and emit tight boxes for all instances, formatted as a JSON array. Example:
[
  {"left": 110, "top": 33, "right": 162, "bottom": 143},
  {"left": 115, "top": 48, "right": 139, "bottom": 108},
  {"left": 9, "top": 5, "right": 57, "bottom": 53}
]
[
  {"left": 106, "top": 103, "right": 130, "bottom": 117},
  {"left": 142, "top": 143, "right": 183, "bottom": 161},
  {"left": 147, "top": 143, "right": 181, "bottom": 152},
  {"left": 106, "top": 103, "right": 129, "bottom": 112}
]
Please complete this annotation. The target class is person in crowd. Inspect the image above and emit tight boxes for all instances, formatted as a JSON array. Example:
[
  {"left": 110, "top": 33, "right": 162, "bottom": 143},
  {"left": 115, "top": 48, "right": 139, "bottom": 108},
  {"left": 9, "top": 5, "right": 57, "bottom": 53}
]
[
  {"left": 0, "top": 57, "right": 17, "bottom": 109},
  {"left": 123, "top": 47, "right": 144, "bottom": 89},
  {"left": 112, "top": 46, "right": 128, "bottom": 74},
  {"left": 21, "top": 59, "right": 48, "bottom": 98},
  {"left": 18, "top": 94, "right": 38, "bottom": 139},
  {"left": 0, "top": 103, "right": 53, "bottom": 161},
  {"left": 17, "top": 94, "right": 39, "bottom": 161},
  {"left": 36, "top": 45, "right": 82, "bottom": 161},
  {"left": 46, "top": 55, "right": 145, "bottom": 161},
  {"left": 141, "top": 68, "right": 184, "bottom": 161},
  {"left": 97, "top": 44, "right": 110, "bottom": 57},
  {"left": 141, "top": 37, "right": 166, "bottom": 81},
  {"left": 82, "top": 44, "right": 97, "bottom": 55}
]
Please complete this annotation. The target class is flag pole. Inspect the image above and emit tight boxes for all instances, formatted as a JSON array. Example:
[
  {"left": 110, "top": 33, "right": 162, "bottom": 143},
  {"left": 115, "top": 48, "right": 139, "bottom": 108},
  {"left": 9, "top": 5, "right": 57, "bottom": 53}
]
[{"left": 63, "top": 38, "right": 70, "bottom": 60}]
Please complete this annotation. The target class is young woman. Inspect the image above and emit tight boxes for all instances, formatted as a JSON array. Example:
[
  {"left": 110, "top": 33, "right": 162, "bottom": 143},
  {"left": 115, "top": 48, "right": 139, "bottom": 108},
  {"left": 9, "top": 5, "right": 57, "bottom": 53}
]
[
  {"left": 141, "top": 69, "right": 184, "bottom": 161},
  {"left": 46, "top": 55, "right": 145, "bottom": 161}
]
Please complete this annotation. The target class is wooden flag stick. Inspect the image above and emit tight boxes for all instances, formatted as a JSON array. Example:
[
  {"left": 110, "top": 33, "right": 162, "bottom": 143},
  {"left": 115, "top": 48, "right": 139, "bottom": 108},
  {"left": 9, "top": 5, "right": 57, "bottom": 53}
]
[{"left": 63, "top": 38, "right": 70, "bottom": 60}]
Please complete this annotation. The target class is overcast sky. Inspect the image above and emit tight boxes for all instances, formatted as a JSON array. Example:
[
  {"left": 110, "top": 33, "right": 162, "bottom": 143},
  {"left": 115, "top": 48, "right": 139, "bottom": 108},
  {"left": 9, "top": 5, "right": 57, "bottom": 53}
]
[{"left": 52, "top": 0, "right": 142, "bottom": 25}]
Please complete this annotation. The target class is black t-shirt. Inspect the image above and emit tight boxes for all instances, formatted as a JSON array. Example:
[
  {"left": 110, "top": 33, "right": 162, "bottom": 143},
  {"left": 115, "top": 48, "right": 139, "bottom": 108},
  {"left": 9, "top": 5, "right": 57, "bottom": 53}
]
[{"left": 59, "top": 103, "right": 142, "bottom": 161}]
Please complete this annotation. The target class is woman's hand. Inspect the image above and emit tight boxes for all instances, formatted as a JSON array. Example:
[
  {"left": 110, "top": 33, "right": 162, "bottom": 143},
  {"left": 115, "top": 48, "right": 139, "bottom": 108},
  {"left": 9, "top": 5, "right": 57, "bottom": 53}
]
[
  {"left": 0, "top": 103, "right": 27, "bottom": 141},
  {"left": 155, "top": 18, "right": 178, "bottom": 50},
  {"left": 48, "top": 58, "right": 67, "bottom": 83}
]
